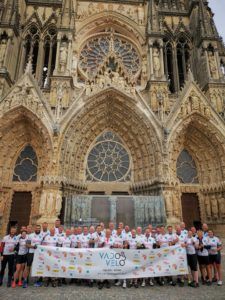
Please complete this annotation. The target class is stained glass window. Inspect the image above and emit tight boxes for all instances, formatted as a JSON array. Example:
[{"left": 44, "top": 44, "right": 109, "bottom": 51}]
[
  {"left": 79, "top": 35, "right": 140, "bottom": 80},
  {"left": 13, "top": 145, "right": 38, "bottom": 182},
  {"left": 86, "top": 131, "right": 131, "bottom": 182},
  {"left": 176, "top": 149, "right": 198, "bottom": 184}
]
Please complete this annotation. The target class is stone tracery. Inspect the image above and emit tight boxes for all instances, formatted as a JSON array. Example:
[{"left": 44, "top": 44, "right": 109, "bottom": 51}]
[{"left": 78, "top": 33, "right": 141, "bottom": 82}]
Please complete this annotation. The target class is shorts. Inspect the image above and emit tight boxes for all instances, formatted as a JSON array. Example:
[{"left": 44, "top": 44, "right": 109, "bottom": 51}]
[
  {"left": 209, "top": 254, "right": 221, "bottom": 265},
  {"left": 197, "top": 255, "right": 209, "bottom": 266},
  {"left": 187, "top": 254, "right": 198, "bottom": 271},
  {"left": 16, "top": 254, "right": 27, "bottom": 264},
  {"left": 26, "top": 253, "right": 34, "bottom": 267}
]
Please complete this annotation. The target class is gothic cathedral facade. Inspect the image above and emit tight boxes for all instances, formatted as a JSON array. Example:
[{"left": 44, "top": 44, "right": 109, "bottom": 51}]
[{"left": 0, "top": 0, "right": 225, "bottom": 235}]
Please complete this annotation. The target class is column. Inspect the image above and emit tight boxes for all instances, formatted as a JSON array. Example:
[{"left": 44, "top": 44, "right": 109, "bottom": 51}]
[
  {"left": 148, "top": 40, "right": 154, "bottom": 79},
  {"left": 36, "top": 38, "right": 44, "bottom": 83},
  {"left": 53, "top": 35, "right": 61, "bottom": 76},
  {"left": 172, "top": 41, "right": 179, "bottom": 92},
  {"left": 109, "top": 196, "right": 117, "bottom": 224},
  {"left": 159, "top": 41, "right": 165, "bottom": 79}
]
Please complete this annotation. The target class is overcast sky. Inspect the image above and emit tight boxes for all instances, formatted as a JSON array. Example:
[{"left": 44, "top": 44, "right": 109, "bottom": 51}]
[{"left": 208, "top": 0, "right": 225, "bottom": 40}]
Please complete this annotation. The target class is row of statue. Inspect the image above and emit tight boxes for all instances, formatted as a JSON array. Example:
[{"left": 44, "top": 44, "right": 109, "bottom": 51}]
[
  {"left": 180, "top": 92, "right": 211, "bottom": 118},
  {"left": 204, "top": 194, "right": 225, "bottom": 220},
  {"left": 85, "top": 68, "right": 136, "bottom": 96},
  {"left": 77, "top": 2, "right": 145, "bottom": 25},
  {"left": 39, "top": 190, "right": 62, "bottom": 218}
]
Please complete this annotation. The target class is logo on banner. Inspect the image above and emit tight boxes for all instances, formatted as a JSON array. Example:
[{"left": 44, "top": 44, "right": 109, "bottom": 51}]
[{"left": 99, "top": 251, "right": 126, "bottom": 267}]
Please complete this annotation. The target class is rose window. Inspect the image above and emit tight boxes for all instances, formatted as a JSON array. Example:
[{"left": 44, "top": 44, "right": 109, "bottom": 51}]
[
  {"left": 86, "top": 131, "right": 131, "bottom": 182},
  {"left": 79, "top": 34, "right": 140, "bottom": 80}
]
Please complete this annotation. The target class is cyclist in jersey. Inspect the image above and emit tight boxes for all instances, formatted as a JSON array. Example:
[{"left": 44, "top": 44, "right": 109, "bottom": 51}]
[
  {"left": 207, "top": 230, "right": 223, "bottom": 286},
  {"left": 185, "top": 230, "right": 199, "bottom": 288},
  {"left": 196, "top": 230, "right": 212, "bottom": 285},
  {"left": 0, "top": 227, "right": 18, "bottom": 287},
  {"left": 11, "top": 230, "right": 28, "bottom": 288}
]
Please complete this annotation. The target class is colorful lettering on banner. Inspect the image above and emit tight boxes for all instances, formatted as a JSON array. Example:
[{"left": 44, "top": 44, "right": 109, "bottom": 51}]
[{"left": 32, "top": 245, "right": 188, "bottom": 279}]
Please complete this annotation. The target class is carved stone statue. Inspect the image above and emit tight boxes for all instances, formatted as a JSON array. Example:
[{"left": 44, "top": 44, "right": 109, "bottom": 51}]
[
  {"left": 0, "top": 38, "right": 7, "bottom": 67},
  {"left": 55, "top": 192, "right": 62, "bottom": 216},
  {"left": 218, "top": 197, "right": 225, "bottom": 218},
  {"left": 204, "top": 195, "right": 211, "bottom": 218},
  {"left": 39, "top": 191, "right": 47, "bottom": 215},
  {"left": 172, "top": 192, "right": 180, "bottom": 218},
  {"left": 59, "top": 42, "right": 68, "bottom": 73},
  {"left": 208, "top": 51, "right": 218, "bottom": 79},
  {"left": 190, "top": 93, "right": 199, "bottom": 111},
  {"left": 211, "top": 195, "right": 219, "bottom": 218},
  {"left": 164, "top": 191, "right": 173, "bottom": 219},
  {"left": 142, "top": 57, "right": 147, "bottom": 80},
  {"left": 153, "top": 48, "right": 160, "bottom": 77},
  {"left": 71, "top": 51, "right": 78, "bottom": 82},
  {"left": 137, "top": 4, "right": 144, "bottom": 25},
  {"left": 46, "top": 192, "right": 55, "bottom": 217}
]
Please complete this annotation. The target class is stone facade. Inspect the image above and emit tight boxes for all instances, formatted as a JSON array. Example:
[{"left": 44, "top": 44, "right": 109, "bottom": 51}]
[{"left": 0, "top": 0, "right": 225, "bottom": 236}]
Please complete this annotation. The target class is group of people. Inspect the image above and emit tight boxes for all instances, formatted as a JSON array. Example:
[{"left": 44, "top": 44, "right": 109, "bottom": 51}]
[{"left": 0, "top": 219, "right": 223, "bottom": 289}]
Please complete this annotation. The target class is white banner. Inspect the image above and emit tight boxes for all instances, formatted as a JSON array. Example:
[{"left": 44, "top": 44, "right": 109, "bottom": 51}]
[{"left": 32, "top": 245, "right": 188, "bottom": 279}]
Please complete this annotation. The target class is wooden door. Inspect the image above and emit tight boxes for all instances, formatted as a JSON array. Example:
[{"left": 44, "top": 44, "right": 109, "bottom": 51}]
[
  {"left": 8, "top": 192, "right": 32, "bottom": 232},
  {"left": 181, "top": 193, "right": 201, "bottom": 229}
]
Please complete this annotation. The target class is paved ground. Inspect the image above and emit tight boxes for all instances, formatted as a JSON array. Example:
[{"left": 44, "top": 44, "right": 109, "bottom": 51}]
[
  {"left": 0, "top": 279, "right": 225, "bottom": 300},
  {"left": 1, "top": 248, "right": 225, "bottom": 300}
]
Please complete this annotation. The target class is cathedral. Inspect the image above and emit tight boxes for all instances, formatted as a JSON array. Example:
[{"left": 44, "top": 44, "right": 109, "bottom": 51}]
[{"left": 0, "top": 0, "right": 225, "bottom": 236}]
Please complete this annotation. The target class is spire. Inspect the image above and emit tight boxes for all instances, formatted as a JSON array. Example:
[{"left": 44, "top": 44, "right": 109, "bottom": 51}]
[
  {"left": 59, "top": 0, "right": 75, "bottom": 30},
  {"left": 197, "top": 0, "right": 217, "bottom": 39}
]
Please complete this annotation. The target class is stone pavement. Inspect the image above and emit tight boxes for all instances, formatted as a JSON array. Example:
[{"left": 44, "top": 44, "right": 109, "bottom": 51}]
[
  {"left": 1, "top": 279, "right": 225, "bottom": 300},
  {"left": 0, "top": 261, "right": 225, "bottom": 300},
  {"left": 1, "top": 247, "right": 225, "bottom": 300}
]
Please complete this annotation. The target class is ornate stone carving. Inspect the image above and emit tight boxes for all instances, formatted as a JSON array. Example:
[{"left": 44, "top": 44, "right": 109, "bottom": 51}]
[
  {"left": 153, "top": 48, "right": 160, "bottom": 78},
  {"left": 208, "top": 51, "right": 218, "bottom": 79},
  {"left": 204, "top": 195, "right": 212, "bottom": 219},
  {"left": 0, "top": 37, "right": 7, "bottom": 67},
  {"left": 39, "top": 189, "right": 62, "bottom": 220},
  {"left": 59, "top": 42, "right": 68, "bottom": 73},
  {"left": 211, "top": 194, "right": 219, "bottom": 219},
  {"left": 218, "top": 196, "right": 225, "bottom": 219},
  {"left": 0, "top": 79, "right": 44, "bottom": 118}
]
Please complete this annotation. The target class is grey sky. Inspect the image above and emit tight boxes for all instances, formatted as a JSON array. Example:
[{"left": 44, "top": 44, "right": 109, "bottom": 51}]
[{"left": 208, "top": 0, "right": 225, "bottom": 40}]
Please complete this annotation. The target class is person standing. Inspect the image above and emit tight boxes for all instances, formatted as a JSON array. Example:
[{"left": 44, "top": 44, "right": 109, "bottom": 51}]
[
  {"left": 98, "top": 229, "right": 114, "bottom": 289},
  {"left": 196, "top": 230, "right": 212, "bottom": 285},
  {"left": 207, "top": 230, "right": 223, "bottom": 286},
  {"left": 58, "top": 228, "right": 72, "bottom": 285},
  {"left": 0, "top": 227, "right": 18, "bottom": 287},
  {"left": 23, "top": 224, "right": 43, "bottom": 288},
  {"left": 11, "top": 230, "right": 28, "bottom": 288},
  {"left": 144, "top": 228, "right": 156, "bottom": 287},
  {"left": 185, "top": 230, "right": 199, "bottom": 288},
  {"left": 42, "top": 228, "right": 59, "bottom": 287}
]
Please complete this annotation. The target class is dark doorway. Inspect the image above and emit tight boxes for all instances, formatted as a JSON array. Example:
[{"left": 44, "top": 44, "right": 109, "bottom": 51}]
[
  {"left": 181, "top": 193, "right": 201, "bottom": 229},
  {"left": 91, "top": 196, "right": 110, "bottom": 224},
  {"left": 8, "top": 192, "right": 32, "bottom": 233},
  {"left": 116, "top": 196, "right": 135, "bottom": 228}
]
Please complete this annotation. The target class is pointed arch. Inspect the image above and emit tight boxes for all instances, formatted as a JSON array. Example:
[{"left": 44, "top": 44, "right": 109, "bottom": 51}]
[
  {"left": 168, "top": 114, "right": 225, "bottom": 185},
  {"left": 0, "top": 106, "right": 53, "bottom": 184},
  {"left": 59, "top": 90, "right": 163, "bottom": 184}
]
